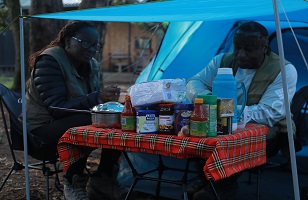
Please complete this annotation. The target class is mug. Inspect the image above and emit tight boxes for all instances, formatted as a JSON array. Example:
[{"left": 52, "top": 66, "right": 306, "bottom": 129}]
[{"left": 237, "top": 105, "right": 252, "bottom": 129}]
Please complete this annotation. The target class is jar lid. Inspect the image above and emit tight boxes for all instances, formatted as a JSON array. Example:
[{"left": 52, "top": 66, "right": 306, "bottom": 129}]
[
  {"left": 217, "top": 68, "right": 232, "bottom": 74},
  {"left": 174, "top": 103, "right": 194, "bottom": 110},
  {"left": 158, "top": 103, "right": 174, "bottom": 107},
  {"left": 194, "top": 98, "right": 203, "bottom": 104}
]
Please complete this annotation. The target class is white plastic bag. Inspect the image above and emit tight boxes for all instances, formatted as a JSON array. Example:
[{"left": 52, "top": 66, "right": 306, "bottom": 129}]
[{"left": 129, "top": 79, "right": 186, "bottom": 107}]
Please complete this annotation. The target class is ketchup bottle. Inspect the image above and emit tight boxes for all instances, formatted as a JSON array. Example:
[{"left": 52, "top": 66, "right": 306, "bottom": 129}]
[
  {"left": 189, "top": 98, "right": 208, "bottom": 137},
  {"left": 121, "top": 94, "right": 136, "bottom": 132}
]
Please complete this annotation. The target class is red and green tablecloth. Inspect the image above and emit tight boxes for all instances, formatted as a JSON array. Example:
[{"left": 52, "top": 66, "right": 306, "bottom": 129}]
[{"left": 57, "top": 123, "right": 268, "bottom": 181}]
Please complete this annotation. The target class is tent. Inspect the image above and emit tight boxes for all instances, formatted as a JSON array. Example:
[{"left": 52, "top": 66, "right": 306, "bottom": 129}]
[
  {"left": 136, "top": 20, "right": 308, "bottom": 90},
  {"left": 21, "top": 0, "right": 308, "bottom": 199}
]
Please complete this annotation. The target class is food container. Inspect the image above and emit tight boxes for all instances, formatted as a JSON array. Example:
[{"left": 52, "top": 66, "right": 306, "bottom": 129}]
[
  {"left": 136, "top": 109, "right": 159, "bottom": 134},
  {"left": 174, "top": 103, "right": 194, "bottom": 136},
  {"left": 91, "top": 102, "right": 123, "bottom": 128},
  {"left": 50, "top": 102, "right": 124, "bottom": 128}
]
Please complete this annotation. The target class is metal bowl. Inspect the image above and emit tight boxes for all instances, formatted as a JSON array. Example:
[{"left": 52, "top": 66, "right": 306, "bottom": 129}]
[{"left": 91, "top": 102, "right": 123, "bottom": 128}]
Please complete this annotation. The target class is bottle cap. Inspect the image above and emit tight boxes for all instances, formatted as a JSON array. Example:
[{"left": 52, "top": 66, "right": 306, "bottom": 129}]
[
  {"left": 197, "top": 94, "right": 217, "bottom": 104},
  {"left": 124, "top": 93, "right": 131, "bottom": 100},
  {"left": 194, "top": 98, "right": 203, "bottom": 104},
  {"left": 217, "top": 68, "right": 232, "bottom": 74}
]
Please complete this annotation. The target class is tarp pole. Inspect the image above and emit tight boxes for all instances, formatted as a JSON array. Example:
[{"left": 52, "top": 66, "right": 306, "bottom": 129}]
[
  {"left": 19, "top": 7, "right": 31, "bottom": 200},
  {"left": 272, "top": 0, "right": 300, "bottom": 199}
]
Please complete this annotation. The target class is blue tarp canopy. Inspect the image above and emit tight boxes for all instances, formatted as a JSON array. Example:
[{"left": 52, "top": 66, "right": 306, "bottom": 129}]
[{"left": 32, "top": 0, "right": 308, "bottom": 23}]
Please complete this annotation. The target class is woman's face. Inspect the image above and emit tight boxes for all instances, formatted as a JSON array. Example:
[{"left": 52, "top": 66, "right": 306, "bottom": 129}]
[{"left": 66, "top": 27, "right": 100, "bottom": 64}]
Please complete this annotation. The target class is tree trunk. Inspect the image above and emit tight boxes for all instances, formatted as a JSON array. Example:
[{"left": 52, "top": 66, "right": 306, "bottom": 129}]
[
  {"left": 29, "top": 0, "right": 64, "bottom": 55},
  {"left": 6, "top": 0, "right": 21, "bottom": 91},
  {"left": 79, "top": 0, "right": 111, "bottom": 63}
]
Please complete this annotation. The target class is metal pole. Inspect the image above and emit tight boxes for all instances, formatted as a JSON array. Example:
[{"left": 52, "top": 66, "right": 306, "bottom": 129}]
[
  {"left": 272, "top": 0, "right": 300, "bottom": 199},
  {"left": 19, "top": 7, "right": 31, "bottom": 200}
]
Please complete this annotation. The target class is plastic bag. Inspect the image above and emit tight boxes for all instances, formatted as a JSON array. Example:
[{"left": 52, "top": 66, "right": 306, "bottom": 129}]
[{"left": 129, "top": 79, "right": 186, "bottom": 107}]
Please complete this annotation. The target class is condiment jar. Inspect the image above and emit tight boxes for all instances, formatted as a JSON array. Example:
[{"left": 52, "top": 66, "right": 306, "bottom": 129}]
[
  {"left": 190, "top": 98, "right": 207, "bottom": 137},
  {"left": 121, "top": 94, "right": 136, "bottom": 132},
  {"left": 158, "top": 103, "right": 174, "bottom": 135}
]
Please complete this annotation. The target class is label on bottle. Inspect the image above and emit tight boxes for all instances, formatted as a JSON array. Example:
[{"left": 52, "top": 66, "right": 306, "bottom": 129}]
[
  {"left": 121, "top": 116, "right": 136, "bottom": 131},
  {"left": 159, "top": 115, "right": 174, "bottom": 134},
  {"left": 190, "top": 120, "right": 207, "bottom": 137},
  {"left": 217, "top": 117, "right": 232, "bottom": 135},
  {"left": 207, "top": 104, "right": 217, "bottom": 137}
]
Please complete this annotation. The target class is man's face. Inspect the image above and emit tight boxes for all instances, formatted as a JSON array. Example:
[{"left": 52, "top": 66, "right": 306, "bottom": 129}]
[{"left": 233, "top": 31, "right": 268, "bottom": 69}]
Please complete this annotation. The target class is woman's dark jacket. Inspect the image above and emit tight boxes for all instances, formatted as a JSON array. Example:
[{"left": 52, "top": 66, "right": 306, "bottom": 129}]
[{"left": 26, "top": 46, "right": 101, "bottom": 132}]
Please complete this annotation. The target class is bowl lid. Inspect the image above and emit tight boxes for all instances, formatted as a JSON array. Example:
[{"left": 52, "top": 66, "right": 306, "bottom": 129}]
[{"left": 92, "top": 102, "right": 124, "bottom": 113}]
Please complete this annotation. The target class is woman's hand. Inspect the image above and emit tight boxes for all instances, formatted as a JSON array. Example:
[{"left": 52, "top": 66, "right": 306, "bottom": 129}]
[{"left": 99, "top": 85, "right": 121, "bottom": 103}]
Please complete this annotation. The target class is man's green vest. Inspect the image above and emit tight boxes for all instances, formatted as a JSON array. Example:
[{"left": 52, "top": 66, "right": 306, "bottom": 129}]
[
  {"left": 219, "top": 52, "right": 295, "bottom": 136},
  {"left": 220, "top": 52, "right": 289, "bottom": 106}
]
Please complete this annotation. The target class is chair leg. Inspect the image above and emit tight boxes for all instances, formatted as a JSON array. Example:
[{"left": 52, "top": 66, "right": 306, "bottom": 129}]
[
  {"left": 0, "top": 168, "right": 14, "bottom": 191},
  {"left": 43, "top": 166, "right": 50, "bottom": 200},
  {"left": 0, "top": 162, "right": 24, "bottom": 191},
  {"left": 53, "top": 163, "right": 63, "bottom": 193}
]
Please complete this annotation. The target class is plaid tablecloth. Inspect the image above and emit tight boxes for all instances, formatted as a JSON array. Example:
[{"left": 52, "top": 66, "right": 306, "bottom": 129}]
[{"left": 57, "top": 123, "right": 268, "bottom": 181}]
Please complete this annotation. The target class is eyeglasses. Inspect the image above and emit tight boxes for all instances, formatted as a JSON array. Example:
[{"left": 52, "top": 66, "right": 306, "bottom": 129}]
[{"left": 71, "top": 36, "right": 101, "bottom": 52}]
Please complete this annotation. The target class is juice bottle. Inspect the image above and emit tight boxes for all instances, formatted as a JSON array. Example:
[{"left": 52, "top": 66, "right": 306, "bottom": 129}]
[
  {"left": 189, "top": 98, "right": 207, "bottom": 137},
  {"left": 197, "top": 94, "right": 217, "bottom": 137},
  {"left": 121, "top": 94, "right": 136, "bottom": 131}
]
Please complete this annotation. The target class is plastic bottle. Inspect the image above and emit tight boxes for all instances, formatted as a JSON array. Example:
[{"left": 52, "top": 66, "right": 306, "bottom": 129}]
[
  {"left": 197, "top": 94, "right": 217, "bottom": 137},
  {"left": 121, "top": 94, "right": 136, "bottom": 132},
  {"left": 212, "top": 68, "right": 237, "bottom": 131},
  {"left": 189, "top": 98, "right": 207, "bottom": 137}
]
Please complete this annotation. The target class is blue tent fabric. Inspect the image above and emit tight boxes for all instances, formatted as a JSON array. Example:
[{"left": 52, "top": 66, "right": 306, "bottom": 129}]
[{"left": 137, "top": 20, "right": 308, "bottom": 91}]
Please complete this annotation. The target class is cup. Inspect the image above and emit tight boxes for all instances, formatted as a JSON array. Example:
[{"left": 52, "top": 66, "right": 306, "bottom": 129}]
[{"left": 237, "top": 105, "right": 252, "bottom": 129}]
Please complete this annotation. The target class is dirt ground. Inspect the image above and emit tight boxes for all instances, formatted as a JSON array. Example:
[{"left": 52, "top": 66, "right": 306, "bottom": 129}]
[
  {"left": 0, "top": 120, "right": 65, "bottom": 200},
  {"left": 0, "top": 108, "right": 174, "bottom": 200}
]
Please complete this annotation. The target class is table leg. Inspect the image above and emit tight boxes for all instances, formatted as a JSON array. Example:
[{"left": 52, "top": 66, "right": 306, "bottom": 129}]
[
  {"left": 209, "top": 179, "right": 221, "bottom": 200},
  {"left": 122, "top": 151, "right": 139, "bottom": 200},
  {"left": 122, "top": 151, "right": 202, "bottom": 200}
]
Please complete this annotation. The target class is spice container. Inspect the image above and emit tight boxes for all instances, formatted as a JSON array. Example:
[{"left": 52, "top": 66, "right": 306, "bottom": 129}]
[
  {"left": 217, "top": 98, "right": 234, "bottom": 135},
  {"left": 189, "top": 98, "right": 207, "bottom": 137},
  {"left": 158, "top": 103, "right": 174, "bottom": 135}
]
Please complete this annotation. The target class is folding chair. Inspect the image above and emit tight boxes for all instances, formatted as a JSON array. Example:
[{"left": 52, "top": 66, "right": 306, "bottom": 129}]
[
  {"left": 0, "top": 83, "right": 63, "bottom": 200},
  {"left": 248, "top": 86, "right": 308, "bottom": 200}
]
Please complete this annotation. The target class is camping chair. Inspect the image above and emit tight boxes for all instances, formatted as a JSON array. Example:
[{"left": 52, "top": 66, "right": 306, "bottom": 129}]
[
  {"left": 248, "top": 86, "right": 308, "bottom": 200},
  {"left": 0, "top": 83, "right": 63, "bottom": 200}
]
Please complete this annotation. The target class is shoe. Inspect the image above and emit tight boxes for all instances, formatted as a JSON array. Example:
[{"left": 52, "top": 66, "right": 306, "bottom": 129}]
[
  {"left": 87, "top": 172, "right": 121, "bottom": 200},
  {"left": 64, "top": 174, "right": 89, "bottom": 200}
]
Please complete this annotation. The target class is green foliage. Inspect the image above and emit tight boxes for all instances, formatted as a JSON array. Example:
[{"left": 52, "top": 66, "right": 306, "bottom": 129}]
[
  {"left": 0, "top": 76, "right": 14, "bottom": 89},
  {"left": 133, "top": 22, "right": 169, "bottom": 32},
  {"left": 0, "top": 6, "right": 9, "bottom": 33}
]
